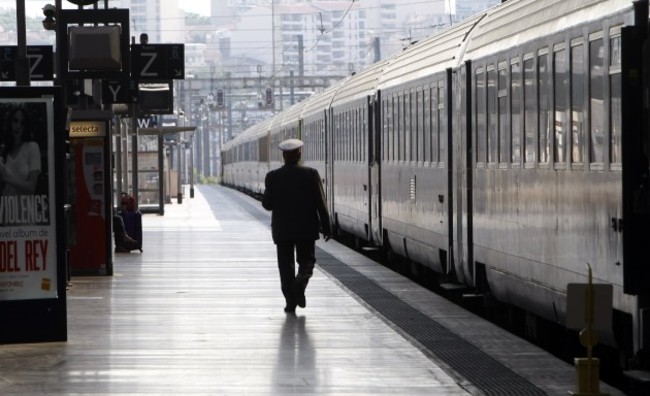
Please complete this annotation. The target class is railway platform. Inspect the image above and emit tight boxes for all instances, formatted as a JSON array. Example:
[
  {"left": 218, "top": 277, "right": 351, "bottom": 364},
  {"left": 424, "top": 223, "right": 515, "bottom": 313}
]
[{"left": 0, "top": 185, "right": 626, "bottom": 395}]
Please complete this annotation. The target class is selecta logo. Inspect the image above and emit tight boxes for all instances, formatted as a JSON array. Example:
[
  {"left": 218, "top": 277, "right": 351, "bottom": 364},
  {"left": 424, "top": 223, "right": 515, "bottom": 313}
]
[
  {"left": 69, "top": 121, "right": 106, "bottom": 137},
  {"left": 70, "top": 124, "right": 99, "bottom": 134}
]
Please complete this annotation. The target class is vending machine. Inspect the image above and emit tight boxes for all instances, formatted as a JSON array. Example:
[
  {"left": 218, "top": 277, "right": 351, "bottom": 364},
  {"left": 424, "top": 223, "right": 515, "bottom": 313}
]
[{"left": 68, "top": 116, "right": 112, "bottom": 275}]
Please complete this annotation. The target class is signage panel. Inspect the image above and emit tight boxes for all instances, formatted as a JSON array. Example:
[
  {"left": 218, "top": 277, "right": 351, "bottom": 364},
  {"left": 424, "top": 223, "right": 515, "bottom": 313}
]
[
  {"left": 70, "top": 121, "right": 107, "bottom": 138},
  {"left": 0, "top": 46, "right": 54, "bottom": 81},
  {"left": 131, "top": 44, "right": 184, "bottom": 80},
  {"left": 102, "top": 79, "right": 137, "bottom": 104}
]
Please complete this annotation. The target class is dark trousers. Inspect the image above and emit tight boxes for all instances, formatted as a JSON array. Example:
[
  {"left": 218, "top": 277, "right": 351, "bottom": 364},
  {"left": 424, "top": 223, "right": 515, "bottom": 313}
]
[{"left": 276, "top": 240, "right": 316, "bottom": 305}]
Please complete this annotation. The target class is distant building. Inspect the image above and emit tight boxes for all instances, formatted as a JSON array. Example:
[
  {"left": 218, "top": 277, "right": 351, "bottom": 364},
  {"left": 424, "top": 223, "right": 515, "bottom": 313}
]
[{"left": 114, "top": 0, "right": 185, "bottom": 43}]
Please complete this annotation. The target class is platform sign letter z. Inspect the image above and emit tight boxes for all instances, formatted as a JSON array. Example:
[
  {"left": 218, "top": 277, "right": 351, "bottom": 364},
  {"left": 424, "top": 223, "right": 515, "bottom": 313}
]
[
  {"left": 28, "top": 53, "right": 43, "bottom": 79},
  {"left": 140, "top": 51, "right": 158, "bottom": 78}
]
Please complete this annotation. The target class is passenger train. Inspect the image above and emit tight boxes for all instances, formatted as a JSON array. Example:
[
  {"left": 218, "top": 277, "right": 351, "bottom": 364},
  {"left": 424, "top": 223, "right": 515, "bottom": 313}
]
[{"left": 222, "top": 0, "right": 650, "bottom": 373}]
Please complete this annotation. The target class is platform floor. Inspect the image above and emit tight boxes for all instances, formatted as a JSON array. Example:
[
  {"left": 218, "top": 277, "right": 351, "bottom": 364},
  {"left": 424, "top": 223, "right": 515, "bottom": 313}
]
[{"left": 0, "top": 185, "right": 625, "bottom": 395}]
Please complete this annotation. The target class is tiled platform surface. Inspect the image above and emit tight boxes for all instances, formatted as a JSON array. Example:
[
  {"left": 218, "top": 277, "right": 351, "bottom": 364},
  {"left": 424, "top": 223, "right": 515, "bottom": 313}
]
[{"left": 0, "top": 185, "right": 625, "bottom": 395}]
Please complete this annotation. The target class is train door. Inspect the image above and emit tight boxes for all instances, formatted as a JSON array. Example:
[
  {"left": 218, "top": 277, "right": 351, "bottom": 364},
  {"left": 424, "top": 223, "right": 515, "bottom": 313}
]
[
  {"left": 622, "top": 25, "right": 650, "bottom": 296},
  {"left": 452, "top": 62, "right": 474, "bottom": 285},
  {"left": 368, "top": 93, "right": 382, "bottom": 245},
  {"left": 325, "top": 108, "right": 335, "bottom": 226}
]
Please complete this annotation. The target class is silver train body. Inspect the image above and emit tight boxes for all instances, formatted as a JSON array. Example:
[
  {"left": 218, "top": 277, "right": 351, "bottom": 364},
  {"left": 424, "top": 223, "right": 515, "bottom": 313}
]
[{"left": 222, "top": 0, "right": 650, "bottom": 366}]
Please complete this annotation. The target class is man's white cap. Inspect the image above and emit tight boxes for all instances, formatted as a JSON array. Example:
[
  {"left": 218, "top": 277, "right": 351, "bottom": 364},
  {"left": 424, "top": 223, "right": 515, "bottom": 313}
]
[{"left": 278, "top": 138, "right": 304, "bottom": 151}]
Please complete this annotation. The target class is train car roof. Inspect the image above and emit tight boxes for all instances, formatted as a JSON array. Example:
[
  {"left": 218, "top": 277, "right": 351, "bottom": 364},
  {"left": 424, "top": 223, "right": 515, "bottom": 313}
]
[
  {"left": 300, "top": 75, "right": 351, "bottom": 120},
  {"left": 222, "top": 116, "right": 273, "bottom": 151},
  {"left": 463, "top": 0, "right": 636, "bottom": 60},
  {"left": 276, "top": 95, "right": 314, "bottom": 129},
  {"left": 377, "top": 12, "right": 485, "bottom": 91},
  {"left": 330, "top": 58, "right": 392, "bottom": 107}
]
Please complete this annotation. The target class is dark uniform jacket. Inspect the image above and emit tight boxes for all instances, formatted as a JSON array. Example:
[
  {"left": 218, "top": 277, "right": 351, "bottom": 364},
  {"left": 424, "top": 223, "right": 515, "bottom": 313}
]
[{"left": 262, "top": 163, "right": 331, "bottom": 244}]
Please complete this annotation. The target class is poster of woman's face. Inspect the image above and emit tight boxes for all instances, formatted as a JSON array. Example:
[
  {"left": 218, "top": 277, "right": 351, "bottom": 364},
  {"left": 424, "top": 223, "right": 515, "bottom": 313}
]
[
  {"left": 0, "top": 101, "right": 48, "bottom": 195},
  {"left": 0, "top": 101, "right": 50, "bottom": 225}
]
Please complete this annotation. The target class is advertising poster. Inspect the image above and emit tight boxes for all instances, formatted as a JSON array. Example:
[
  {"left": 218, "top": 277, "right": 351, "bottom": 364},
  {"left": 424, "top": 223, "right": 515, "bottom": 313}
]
[{"left": 0, "top": 98, "right": 57, "bottom": 301}]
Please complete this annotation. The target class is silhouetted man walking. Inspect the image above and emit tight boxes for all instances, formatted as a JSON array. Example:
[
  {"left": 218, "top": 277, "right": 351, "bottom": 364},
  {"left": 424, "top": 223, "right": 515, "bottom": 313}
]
[{"left": 262, "top": 139, "right": 332, "bottom": 313}]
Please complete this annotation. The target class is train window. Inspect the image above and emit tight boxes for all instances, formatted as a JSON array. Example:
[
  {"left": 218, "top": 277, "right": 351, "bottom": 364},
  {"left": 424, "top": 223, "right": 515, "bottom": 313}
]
[
  {"left": 423, "top": 88, "right": 431, "bottom": 163},
  {"left": 354, "top": 109, "right": 358, "bottom": 163},
  {"left": 349, "top": 110, "right": 353, "bottom": 162},
  {"left": 388, "top": 97, "right": 395, "bottom": 162},
  {"left": 358, "top": 108, "right": 369, "bottom": 162},
  {"left": 538, "top": 51, "right": 551, "bottom": 164},
  {"left": 340, "top": 113, "right": 345, "bottom": 162},
  {"left": 346, "top": 111, "right": 351, "bottom": 162},
  {"left": 318, "top": 122, "right": 320, "bottom": 161},
  {"left": 338, "top": 115, "right": 343, "bottom": 162},
  {"left": 589, "top": 38, "right": 605, "bottom": 164},
  {"left": 404, "top": 92, "right": 413, "bottom": 161},
  {"left": 311, "top": 126, "right": 315, "bottom": 161},
  {"left": 356, "top": 109, "right": 360, "bottom": 162},
  {"left": 416, "top": 90, "right": 422, "bottom": 164},
  {"left": 305, "top": 129, "right": 310, "bottom": 161},
  {"left": 399, "top": 94, "right": 405, "bottom": 161},
  {"left": 380, "top": 101, "right": 385, "bottom": 162},
  {"left": 571, "top": 42, "right": 585, "bottom": 165},
  {"left": 334, "top": 114, "right": 340, "bottom": 161},
  {"left": 342, "top": 112, "right": 347, "bottom": 162},
  {"left": 438, "top": 82, "right": 447, "bottom": 166},
  {"left": 610, "top": 34, "right": 622, "bottom": 165},
  {"left": 259, "top": 135, "right": 269, "bottom": 162},
  {"left": 308, "top": 123, "right": 313, "bottom": 161},
  {"left": 359, "top": 108, "right": 364, "bottom": 162},
  {"left": 413, "top": 89, "right": 424, "bottom": 162},
  {"left": 554, "top": 46, "right": 568, "bottom": 165},
  {"left": 431, "top": 85, "right": 439, "bottom": 163},
  {"left": 349, "top": 110, "right": 354, "bottom": 162},
  {"left": 476, "top": 68, "right": 487, "bottom": 164},
  {"left": 352, "top": 109, "right": 361, "bottom": 162},
  {"left": 347, "top": 111, "right": 351, "bottom": 162},
  {"left": 524, "top": 56, "right": 536, "bottom": 164},
  {"left": 382, "top": 100, "right": 388, "bottom": 162},
  {"left": 393, "top": 95, "right": 399, "bottom": 162},
  {"left": 410, "top": 90, "right": 421, "bottom": 161},
  {"left": 487, "top": 65, "right": 497, "bottom": 164},
  {"left": 511, "top": 60, "right": 522, "bottom": 164},
  {"left": 346, "top": 111, "right": 350, "bottom": 162},
  {"left": 498, "top": 62, "right": 509, "bottom": 164},
  {"left": 321, "top": 120, "right": 326, "bottom": 161},
  {"left": 412, "top": 90, "right": 419, "bottom": 163},
  {"left": 359, "top": 108, "right": 363, "bottom": 163}
]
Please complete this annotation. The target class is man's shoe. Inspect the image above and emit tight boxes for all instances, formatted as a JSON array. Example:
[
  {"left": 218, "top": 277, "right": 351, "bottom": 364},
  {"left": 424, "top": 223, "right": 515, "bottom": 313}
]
[
  {"left": 296, "top": 293, "right": 306, "bottom": 308},
  {"left": 293, "top": 278, "right": 307, "bottom": 308},
  {"left": 284, "top": 304, "right": 296, "bottom": 313}
]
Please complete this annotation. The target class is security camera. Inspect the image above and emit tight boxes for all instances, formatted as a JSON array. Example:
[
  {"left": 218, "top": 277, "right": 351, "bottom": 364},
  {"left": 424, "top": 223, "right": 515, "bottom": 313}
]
[
  {"left": 42, "top": 4, "right": 57, "bottom": 31},
  {"left": 42, "top": 4, "right": 56, "bottom": 17}
]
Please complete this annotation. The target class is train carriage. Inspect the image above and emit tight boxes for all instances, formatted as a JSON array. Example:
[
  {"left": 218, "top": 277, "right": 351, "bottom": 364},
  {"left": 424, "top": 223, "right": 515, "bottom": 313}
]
[
  {"left": 329, "top": 60, "right": 390, "bottom": 244},
  {"left": 459, "top": 0, "right": 645, "bottom": 357},
  {"left": 301, "top": 77, "right": 351, "bottom": 221},
  {"left": 377, "top": 14, "right": 484, "bottom": 276}
]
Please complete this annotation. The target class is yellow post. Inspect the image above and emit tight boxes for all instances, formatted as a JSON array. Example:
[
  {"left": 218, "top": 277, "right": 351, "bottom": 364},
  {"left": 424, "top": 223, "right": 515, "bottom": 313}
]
[{"left": 569, "top": 264, "right": 608, "bottom": 396}]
